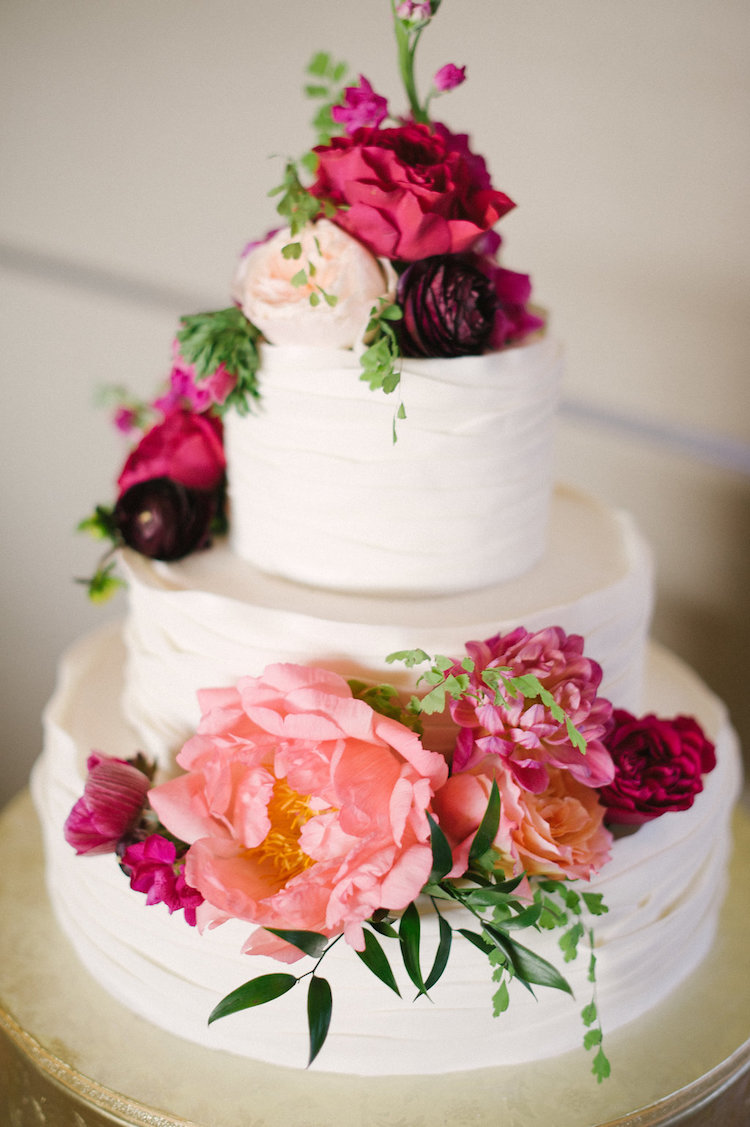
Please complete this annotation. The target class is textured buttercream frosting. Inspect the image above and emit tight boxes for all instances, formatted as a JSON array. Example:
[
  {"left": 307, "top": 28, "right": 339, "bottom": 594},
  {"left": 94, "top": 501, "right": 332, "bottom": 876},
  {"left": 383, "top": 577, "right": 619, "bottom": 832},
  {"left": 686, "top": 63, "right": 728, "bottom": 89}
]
[
  {"left": 224, "top": 335, "right": 562, "bottom": 594},
  {"left": 32, "top": 629, "right": 741, "bottom": 1075},
  {"left": 119, "top": 484, "right": 653, "bottom": 768}
]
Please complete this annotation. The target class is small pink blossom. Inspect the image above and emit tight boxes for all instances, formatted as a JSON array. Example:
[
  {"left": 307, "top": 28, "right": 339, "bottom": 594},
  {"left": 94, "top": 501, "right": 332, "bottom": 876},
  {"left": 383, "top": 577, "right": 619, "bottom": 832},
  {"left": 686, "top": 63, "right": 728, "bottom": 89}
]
[
  {"left": 331, "top": 76, "right": 389, "bottom": 135},
  {"left": 64, "top": 753, "right": 150, "bottom": 855},
  {"left": 449, "top": 627, "right": 615, "bottom": 794},
  {"left": 113, "top": 406, "right": 139, "bottom": 435},
  {"left": 148, "top": 663, "right": 448, "bottom": 961},
  {"left": 121, "top": 834, "right": 204, "bottom": 926},
  {"left": 153, "top": 342, "right": 236, "bottom": 415},
  {"left": 433, "top": 63, "right": 466, "bottom": 93}
]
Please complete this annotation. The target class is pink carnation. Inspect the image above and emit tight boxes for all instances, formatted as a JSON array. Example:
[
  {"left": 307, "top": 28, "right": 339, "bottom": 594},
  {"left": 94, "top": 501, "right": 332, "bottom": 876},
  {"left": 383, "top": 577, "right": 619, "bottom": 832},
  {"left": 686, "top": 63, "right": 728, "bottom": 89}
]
[
  {"left": 121, "top": 834, "right": 204, "bottom": 926},
  {"left": 148, "top": 664, "right": 448, "bottom": 961},
  {"left": 116, "top": 407, "right": 225, "bottom": 498},
  {"left": 433, "top": 764, "right": 612, "bottom": 882},
  {"left": 64, "top": 753, "right": 150, "bottom": 855},
  {"left": 310, "top": 120, "right": 514, "bottom": 262},
  {"left": 450, "top": 627, "right": 615, "bottom": 794}
]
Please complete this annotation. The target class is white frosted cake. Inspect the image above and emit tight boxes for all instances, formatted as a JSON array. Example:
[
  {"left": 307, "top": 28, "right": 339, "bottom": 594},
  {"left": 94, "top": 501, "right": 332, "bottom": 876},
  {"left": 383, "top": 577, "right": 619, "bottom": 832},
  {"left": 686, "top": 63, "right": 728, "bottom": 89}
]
[{"left": 31, "top": 5, "right": 741, "bottom": 1085}]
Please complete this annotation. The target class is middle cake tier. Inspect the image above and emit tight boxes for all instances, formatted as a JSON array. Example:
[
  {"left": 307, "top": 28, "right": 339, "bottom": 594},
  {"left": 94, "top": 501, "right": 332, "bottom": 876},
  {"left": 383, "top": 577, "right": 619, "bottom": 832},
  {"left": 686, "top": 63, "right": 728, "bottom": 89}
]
[{"left": 120, "top": 484, "right": 653, "bottom": 769}]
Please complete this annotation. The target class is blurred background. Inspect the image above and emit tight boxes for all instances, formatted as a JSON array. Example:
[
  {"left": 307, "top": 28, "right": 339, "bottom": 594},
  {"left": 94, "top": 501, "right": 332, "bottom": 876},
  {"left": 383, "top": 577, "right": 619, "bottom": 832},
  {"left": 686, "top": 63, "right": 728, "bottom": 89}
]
[{"left": 2, "top": 0, "right": 748, "bottom": 808}]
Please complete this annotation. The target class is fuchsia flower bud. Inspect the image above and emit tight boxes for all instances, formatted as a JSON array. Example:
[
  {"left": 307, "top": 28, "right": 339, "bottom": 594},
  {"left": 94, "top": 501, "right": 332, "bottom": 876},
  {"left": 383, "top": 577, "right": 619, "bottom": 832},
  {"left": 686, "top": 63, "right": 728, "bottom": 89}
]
[
  {"left": 433, "top": 63, "right": 466, "bottom": 92},
  {"left": 64, "top": 753, "right": 151, "bottom": 855}
]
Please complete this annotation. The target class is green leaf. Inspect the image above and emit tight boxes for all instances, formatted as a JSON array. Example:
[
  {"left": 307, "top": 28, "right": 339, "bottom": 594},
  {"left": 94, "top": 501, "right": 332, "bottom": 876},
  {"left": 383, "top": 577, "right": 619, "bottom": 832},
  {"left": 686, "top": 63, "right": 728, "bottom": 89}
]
[
  {"left": 484, "top": 927, "right": 573, "bottom": 995},
  {"left": 583, "top": 1028, "right": 602, "bottom": 1050},
  {"left": 208, "top": 973, "right": 297, "bottom": 1024},
  {"left": 492, "top": 979, "right": 510, "bottom": 1016},
  {"left": 356, "top": 929, "right": 401, "bottom": 996},
  {"left": 427, "top": 814, "right": 453, "bottom": 883},
  {"left": 582, "top": 892, "right": 609, "bottom": 917},
  {"left": 367, "top": 917, "right": 400, "bottom": 940},
  {"left": 581, "top": 1000, "right": 598, "bottom": 1027},
  {"left": 307, "top": 975, "right": 332, "bottom": 1066},
  {"left": 307, "top": 51, "right": 331, "bottom": 77},
  {"left": 77, "top": 504, "right": 118, "bottom": 543},
  {"left": 592, "top": 1046, "right": 611, "bottom": 1083},
  {"left": 458, "top": 928, "right": 494, "bottom": 957},
  {"left": 176, "top": 307, "right": 262, "bottom": 414},
  {"left": 264, "top": 928, "right": 331, "bottom": 959},
  {"left": 385, "top": 649, "right": 430, "bottom": 668},
  {"left": 281, "top": 241, "right": 302, "bottom": 259},
  {"left": 424, "top": 911, "right": 452, "bottom": 990},
  {"left": 77, "top": 561, "right": 125, "bottom": 604},
  {"left": 468, "top": 780, "right": 501, "bottom": 869},
  {"left": 399, "top": 901, "right": 427, "bottom": 996}
]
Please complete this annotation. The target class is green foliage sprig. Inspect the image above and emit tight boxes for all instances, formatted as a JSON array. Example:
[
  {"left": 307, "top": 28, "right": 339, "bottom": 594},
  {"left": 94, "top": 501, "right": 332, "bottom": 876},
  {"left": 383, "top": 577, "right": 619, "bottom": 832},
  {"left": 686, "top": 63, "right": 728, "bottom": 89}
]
[
  {"left": 208, "top": 797, "right": 609, "bottom": 1070},
  {"left": 304, "top": 51, "right": 350, "bottom": 150},
  {"left": 360, "top": 298, "right": 406, "bottom": 441},
  {"left": 176, "top": 307, "right": 262, "bottom": 416},
  {"left": 386, "top": 649, "right": 588, "bottom": 756}
]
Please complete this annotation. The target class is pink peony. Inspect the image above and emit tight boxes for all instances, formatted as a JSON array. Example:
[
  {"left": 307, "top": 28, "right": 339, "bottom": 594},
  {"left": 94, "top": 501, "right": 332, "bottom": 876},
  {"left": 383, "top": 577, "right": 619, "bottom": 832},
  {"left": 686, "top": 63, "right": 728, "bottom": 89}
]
[
  {"left": 449, "top": 627, "right": 615, "bottom": 794},
  {"left": 599, "top": 710, "right": 716, "bottom": 825},
  {"left": 433, "top": 63, "right": 466, "bottom": 93},
  {"left": 116, "top": 407, "right": 225, "bottom": 498},
  {"left": 331, "top": 76, "right": 389, "bottom": 134},
  {"left": 64, "top": 753, "right": 150, "bottom": 855},
  {"left": 433, "top": 763, "right": 612, "bottom": 882},
  {"left": 310, "top": 121, "right": 514, "bottom": 262},
  {"left": 121, "top": 834, "right": 204, "bottom": 926},
  {"left": 148, "top": 663, "right": 448, "bottom": 961}
]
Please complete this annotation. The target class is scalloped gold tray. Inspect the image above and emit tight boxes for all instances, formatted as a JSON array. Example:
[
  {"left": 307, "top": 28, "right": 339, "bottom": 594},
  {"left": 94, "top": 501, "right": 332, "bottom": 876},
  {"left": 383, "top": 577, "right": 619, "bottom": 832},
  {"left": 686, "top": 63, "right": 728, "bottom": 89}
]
[{"left": 2, "top": 789, "right": 749, "bottom": 1126}]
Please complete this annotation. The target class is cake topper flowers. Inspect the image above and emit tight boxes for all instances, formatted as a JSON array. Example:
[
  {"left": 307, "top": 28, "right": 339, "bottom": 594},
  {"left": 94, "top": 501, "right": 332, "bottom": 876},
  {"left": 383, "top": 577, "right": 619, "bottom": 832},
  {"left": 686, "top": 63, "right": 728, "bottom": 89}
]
[{"left": 78, "top": 0, "right": 544, "bottom": 596}]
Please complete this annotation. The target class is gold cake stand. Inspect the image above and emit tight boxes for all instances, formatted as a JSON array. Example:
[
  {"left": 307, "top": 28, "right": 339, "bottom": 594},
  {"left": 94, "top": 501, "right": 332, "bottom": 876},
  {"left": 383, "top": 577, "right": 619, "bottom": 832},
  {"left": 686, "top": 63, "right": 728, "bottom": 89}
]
[{"left": 1, "top": 789, "right": 749, "bottom": 1127}]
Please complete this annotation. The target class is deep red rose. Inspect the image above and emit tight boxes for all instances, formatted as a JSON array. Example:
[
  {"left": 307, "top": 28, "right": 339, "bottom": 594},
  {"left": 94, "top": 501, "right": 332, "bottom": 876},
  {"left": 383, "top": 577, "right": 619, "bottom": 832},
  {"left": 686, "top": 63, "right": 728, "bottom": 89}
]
[
  {"left": 599, "top": 710, "right": 716, "bottom": 826},
  {"left": 117, "top": 408, "right": 225, "bottom": 498},
  {"left": 310, "top": 121, "right": 514, "bottom": 261}
]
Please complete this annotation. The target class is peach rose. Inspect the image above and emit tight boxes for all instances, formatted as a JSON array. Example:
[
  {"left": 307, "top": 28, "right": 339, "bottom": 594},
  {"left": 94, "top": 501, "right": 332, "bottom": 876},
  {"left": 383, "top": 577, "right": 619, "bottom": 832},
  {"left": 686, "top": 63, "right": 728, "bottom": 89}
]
[
  {"left": 148, "top": 663, "right": 448, "bottom": 961},
  {"left": 433, "top": 762, "right": 612, "bottom": 882},
  {"left": 232, "top": 220, "right": 396, "bottom": 349}
]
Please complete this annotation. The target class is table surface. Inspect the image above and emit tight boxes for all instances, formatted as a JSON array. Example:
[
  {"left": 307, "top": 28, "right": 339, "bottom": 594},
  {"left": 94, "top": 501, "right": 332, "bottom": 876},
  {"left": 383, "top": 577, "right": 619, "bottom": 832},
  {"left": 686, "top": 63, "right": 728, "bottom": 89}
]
[{"left": 1, "top": 788, "right": 749, "bottom": 1127}]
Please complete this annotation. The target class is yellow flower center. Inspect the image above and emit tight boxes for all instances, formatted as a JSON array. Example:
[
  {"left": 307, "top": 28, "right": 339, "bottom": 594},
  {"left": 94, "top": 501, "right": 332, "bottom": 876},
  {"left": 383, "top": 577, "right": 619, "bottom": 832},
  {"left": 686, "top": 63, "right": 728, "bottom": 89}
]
[{"left": 252, "top": 777, "right": 316, "bottom": 883}]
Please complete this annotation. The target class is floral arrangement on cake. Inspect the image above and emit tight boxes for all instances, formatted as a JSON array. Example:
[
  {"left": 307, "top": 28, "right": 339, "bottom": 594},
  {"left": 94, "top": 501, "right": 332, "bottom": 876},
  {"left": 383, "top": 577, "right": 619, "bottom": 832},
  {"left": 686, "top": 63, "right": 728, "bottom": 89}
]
[
  {"left": 65, "top": 624, "right": 717, "bottom": 1078},
  {"left": 78, "top": 0, "right": 544, "bottom": 599}
]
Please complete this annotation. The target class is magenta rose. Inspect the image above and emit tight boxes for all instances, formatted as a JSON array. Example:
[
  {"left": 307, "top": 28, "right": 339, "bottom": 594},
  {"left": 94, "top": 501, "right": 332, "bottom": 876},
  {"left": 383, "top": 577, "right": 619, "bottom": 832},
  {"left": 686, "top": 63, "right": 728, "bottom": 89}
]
[
  {"left": 64, "top": 753, "right": 151, "bottom": 855},
  {"left": 148, "top": 663, "right": 449, "bottom": 962},
  {"left": 599, "top": 710, "right": 717, "bottom": 826},
  {"left": 117, "top": 408, "right": 225, "bottom": 498},
  {"left": 310, "top": 120, "right": 514, "bottom": 261}
]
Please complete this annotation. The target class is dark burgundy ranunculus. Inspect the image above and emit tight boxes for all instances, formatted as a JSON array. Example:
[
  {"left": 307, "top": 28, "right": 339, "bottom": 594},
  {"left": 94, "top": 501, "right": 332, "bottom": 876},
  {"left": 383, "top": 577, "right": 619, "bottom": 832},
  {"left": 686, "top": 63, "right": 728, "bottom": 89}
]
[
  {"left": 599, "top": 709, "right": 716, "bottom": 826},
  {"left": 114, "top": 477, "right": 217, "bottom": 561},
  {"left": 310, "top": 120, "right": 514, "bottom": 261},
  {"left": 396, "top": 256, "right": 498, "bottom": 357}
]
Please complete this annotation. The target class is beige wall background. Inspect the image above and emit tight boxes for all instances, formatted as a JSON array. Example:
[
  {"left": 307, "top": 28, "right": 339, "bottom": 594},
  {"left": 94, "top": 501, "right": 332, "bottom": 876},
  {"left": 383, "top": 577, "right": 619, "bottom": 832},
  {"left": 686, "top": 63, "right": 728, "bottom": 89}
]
[{"left": 2, "top": 0, "right": 748, "bottom": 808}]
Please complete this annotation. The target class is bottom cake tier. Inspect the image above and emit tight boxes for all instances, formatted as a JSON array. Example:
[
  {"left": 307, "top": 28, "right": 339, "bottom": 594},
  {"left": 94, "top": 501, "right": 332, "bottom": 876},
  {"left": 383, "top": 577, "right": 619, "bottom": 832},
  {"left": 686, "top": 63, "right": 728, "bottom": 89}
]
[{"left": 31, "top": 623, "right": 742, "bottom": 1077}]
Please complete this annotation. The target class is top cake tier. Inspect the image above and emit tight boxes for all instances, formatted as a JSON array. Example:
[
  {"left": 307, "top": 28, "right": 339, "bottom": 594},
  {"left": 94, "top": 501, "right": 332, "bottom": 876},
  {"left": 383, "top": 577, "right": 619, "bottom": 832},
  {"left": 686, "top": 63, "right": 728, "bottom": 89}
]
[{"left": 225, "top": 334, "right": 561, "bottom": 595}]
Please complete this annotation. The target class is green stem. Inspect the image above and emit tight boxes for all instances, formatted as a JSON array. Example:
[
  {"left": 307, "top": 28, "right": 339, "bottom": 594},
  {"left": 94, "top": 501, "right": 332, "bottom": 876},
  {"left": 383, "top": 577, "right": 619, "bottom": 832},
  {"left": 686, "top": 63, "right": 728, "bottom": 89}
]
[{"left": 392, "top": 3, "right": 429, "bottom": 122}]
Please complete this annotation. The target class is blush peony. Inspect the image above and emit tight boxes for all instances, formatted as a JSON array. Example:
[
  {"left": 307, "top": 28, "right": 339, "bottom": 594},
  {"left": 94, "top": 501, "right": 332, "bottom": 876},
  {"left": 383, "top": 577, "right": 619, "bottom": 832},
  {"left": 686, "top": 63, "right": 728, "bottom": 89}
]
[
  {"left": 433, "top": 763, "right": 612, "bottom": 882},
  {"left": 599, "top": 710, "right": 717, "bottom": 825},
  {"left": 148, "top": 663, "right": 448, "bottom": 961},
  {"left": 449, "top": 627, "right": 615, "bottom": 794},
  {"left": 232, "top": 220, "right": 395, "bottom": 350},
  {"left": 310, "top": 121, "right": 514, "bottom": 262}
]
